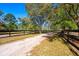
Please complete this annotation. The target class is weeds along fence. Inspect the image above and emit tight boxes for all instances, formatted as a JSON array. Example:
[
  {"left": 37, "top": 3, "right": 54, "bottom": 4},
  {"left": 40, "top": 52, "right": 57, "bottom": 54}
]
[{"left": 58, "top": 30, "right": 79, "bottom": 55}]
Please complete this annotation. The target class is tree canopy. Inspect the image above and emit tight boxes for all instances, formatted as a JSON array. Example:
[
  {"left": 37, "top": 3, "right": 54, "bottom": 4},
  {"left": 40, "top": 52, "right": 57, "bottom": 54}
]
[{"left": 26, "top": 3, "right": 79, "bottom": 31}]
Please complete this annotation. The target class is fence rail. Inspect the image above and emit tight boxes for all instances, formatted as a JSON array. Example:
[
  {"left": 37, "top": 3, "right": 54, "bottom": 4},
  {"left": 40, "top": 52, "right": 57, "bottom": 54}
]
[{"left": 59, "top": 30, "right": 79, "bottom": 55}]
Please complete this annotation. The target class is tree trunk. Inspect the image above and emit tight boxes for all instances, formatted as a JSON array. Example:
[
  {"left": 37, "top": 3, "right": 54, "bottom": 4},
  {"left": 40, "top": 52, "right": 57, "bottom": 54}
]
[
  {"left": 39, "top": 30, "right": 42, "bottom": 34},
  {"left": 9, "top": 31, "right": 11, "bottom": 37},
  {"left": 75, "top": 17, "right": 79, "bottom": 36},
  {"left": 24, "top": 30, "right": 26, "bottom": 35}
]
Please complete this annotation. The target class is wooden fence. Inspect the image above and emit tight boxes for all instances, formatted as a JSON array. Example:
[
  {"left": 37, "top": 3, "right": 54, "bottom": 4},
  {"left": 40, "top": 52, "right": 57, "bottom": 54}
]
[{"left": 59, "top": 30, "right": 79, "bottom": 55}]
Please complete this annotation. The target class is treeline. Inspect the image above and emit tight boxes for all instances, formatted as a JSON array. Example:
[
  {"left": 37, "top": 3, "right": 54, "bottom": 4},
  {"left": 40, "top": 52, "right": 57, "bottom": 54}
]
[
  {"left": 0, "top": 9, "right": 50, "bottom": 36},
  {"left": 0, "top": 10, "right": 37, "bottom": 36},
  {"left": 0, "top": 3, "right": 79, "bottom": 36}
]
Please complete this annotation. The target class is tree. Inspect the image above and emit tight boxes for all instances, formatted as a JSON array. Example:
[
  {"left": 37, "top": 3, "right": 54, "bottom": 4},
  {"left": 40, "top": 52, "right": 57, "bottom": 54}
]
[
  {"left": 18, "top": 17, "right": 37, "bottom": 34},
  {"left": 0, "top": 10, "right": 5, "bottom": 30},
  {"left": 3, "top": 13, "right": 17, "bottom": 36},
  {"left": 61, "top": 4, "right": 79, "bottom": 29},
  {"left": 50, "top": 4, "right": 78, "bottom": 30},
  {"left": 26, "top": 3, "right": 79, "bottom": 32},
  {"left": 0, "top": 10, "right": 4, "bottom": 16},
  {"left": 26, "top": 3, "right": 53, "bottom": 33},
  {"left": 31, "top": 15, "right": 46, "bottom": 33}
]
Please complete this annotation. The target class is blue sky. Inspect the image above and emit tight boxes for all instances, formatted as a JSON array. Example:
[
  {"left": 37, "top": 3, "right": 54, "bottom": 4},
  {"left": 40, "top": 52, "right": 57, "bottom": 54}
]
[
  {"left": 0, "top": 3, "right": 29, "bottom": 18},
  {"left": 0, "top": 3, "right": 59, "bottom": 18}
]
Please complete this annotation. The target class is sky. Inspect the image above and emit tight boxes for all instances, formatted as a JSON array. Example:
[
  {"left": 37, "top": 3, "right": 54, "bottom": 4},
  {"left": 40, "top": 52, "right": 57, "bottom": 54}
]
[
  {"left": 0, "top": 3, "right": 29, "bottom": 18},
  {"left": 52, "top": 3, "right": 59, "bottom": 8},
  {"left": 0, "top": 3, "right": 59, "bottom": 18}
]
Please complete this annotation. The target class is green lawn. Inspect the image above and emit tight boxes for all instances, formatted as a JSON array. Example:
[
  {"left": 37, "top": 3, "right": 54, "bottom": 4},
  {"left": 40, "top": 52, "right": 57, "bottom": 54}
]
[
  {"left": 0, "top": 34, "right": 37, "bottom": 45},
  {"left": 31, "top": 37, "right": 74, "bottom": 56}
]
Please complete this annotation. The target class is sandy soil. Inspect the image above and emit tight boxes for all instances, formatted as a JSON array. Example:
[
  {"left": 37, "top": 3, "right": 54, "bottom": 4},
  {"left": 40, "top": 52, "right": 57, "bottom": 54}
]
[{"left": 0, "top": 34, "right": 47, "bottom": 56}]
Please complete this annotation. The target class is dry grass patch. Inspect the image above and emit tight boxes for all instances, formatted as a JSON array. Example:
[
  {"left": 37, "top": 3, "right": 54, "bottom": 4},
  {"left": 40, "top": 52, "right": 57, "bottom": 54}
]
[
  {"left": 31, "top": 37, "right": 74, "bottom": 56},
  {"left": 0, "top": 34, "right": 37, "bottom": 44}
]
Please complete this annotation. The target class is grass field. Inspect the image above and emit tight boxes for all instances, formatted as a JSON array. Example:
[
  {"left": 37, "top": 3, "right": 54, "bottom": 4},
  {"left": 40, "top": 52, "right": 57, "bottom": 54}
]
[
  {"left": 31, "top": 37, "right": 74, "bottom": 56},
  {"left": 0, "top": 34, "right": 37, "bottom": 45}
]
